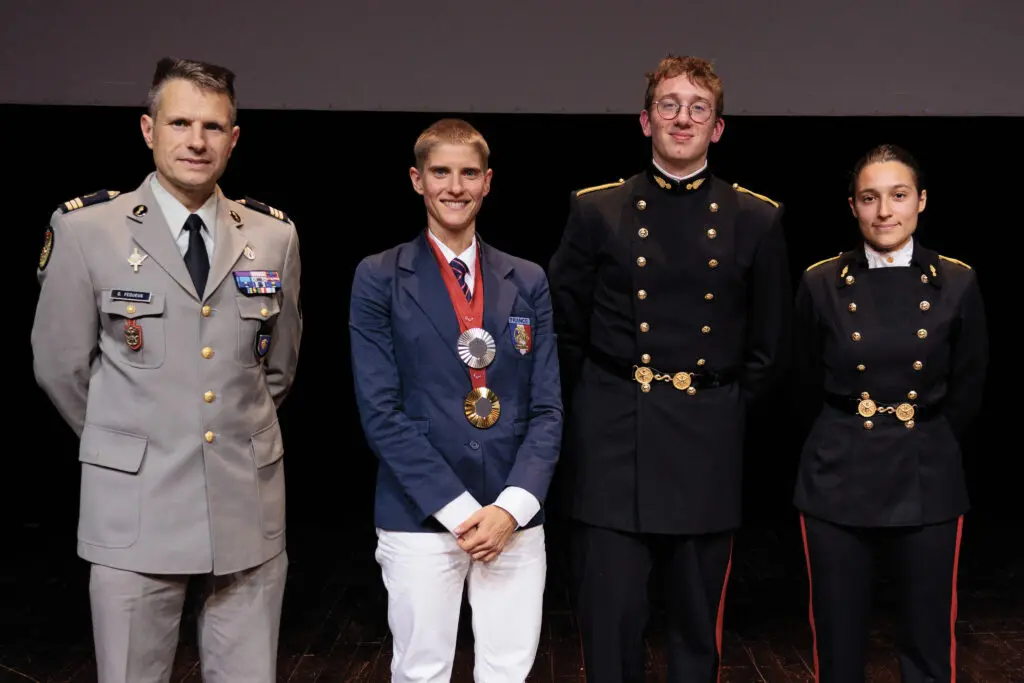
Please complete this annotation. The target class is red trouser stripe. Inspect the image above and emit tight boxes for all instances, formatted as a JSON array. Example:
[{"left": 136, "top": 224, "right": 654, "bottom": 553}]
[
  {"left": 799, "top": 513, "right": 820, "bottom": 683},
  {"left": 715, "top": 535, "right": 734, "bottom": 683},
  {"left": 950, "top": 514, "right": 964, "bottom": 683}
]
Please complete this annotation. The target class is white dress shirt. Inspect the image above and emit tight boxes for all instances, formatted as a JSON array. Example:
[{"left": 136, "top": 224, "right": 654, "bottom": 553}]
[
  {"left": 426, "top": 228, "right": 542, "bottom": 533},
  {"left": 864, "top": 237, "right": 913, "bottom": 269},
  {"left": 150, "top": 174, "right": 217, "bottom": 260},
  {"left": 653, "top": 158, "right": 708, "bottom": 182}
]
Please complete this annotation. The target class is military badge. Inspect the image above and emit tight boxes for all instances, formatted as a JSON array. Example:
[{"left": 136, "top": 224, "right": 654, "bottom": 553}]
[
  {"left": 124, "top": 320, "right": 143, "bottom": 351},
  {"left": 234, "top": 270, "right": 282, "bottom": 295},
  {"left": 255, "top": 334, "right": 272, "bottom": 358},
  {"left": 39, "top": 227, "right": 54, "bottom": 271},
  {"left": 230, "top": 209, "right": 242, "bottom": 224},
  {"left": 127, "top": 247, "right": 148, "bottom": 273},
  {"left": 509, "top": 316, "right": 532, "bottom": 355},
  {"left": 243, "top": 245, "right": 256, "bottom": 260}
]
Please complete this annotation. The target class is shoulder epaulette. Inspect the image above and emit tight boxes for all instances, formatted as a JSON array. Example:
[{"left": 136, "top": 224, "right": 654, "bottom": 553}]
[
  {"left": 575, "top": 179, "right": 625, "bottom": 197},
  {"left": 237, "top": 197, "right": 289, "bottom": 222},
  {"left": 805, "top": 254, "right": 842, "bottom": 272},
  {"left": 57, "top": 190, "right": 120, "bottom": 214},
  {"left": 939, "top": 255, "right": 972, "bottom": 270},
  {"left": 732, "top": 183, "right": 780, "bottom": 208}
]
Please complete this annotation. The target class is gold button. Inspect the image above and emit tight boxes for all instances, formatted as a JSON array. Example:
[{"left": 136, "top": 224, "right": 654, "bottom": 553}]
[
  {"left": 845, "top": 275, "right": 855, "bottom": 285},
  {"left": 204, "top": 431, "right": 215, "bottom": 443},
  {"left": 917, "top": 329, "right": 928, "bottom": 339},
  {"left": 860, "top": 391, "right": 871, "bottom": 400},
  {"left": 202, "top": 347, "right": 214, "bottom": 359},
  {"left": 640, "top": 322, "right": 650, "bottom": 332},
  {"left": 260, "top": 307, "right": 270, "bottom": 317},
  {"left": 701, "top": 325, "right": 711, "bottom": 334},
  {"left": 204, "top": 391, "right": 215, "bottom": 403},
  {"left": 920, "top": 301, "right": 931, "bottom": 311},
  {"left": 921, "top": 274, "right": 929, "bottom": 283},
  {"left": 641, "top": 383, "right": 651, "bottom": 393},
  {"left": 638, "top": 227, "right": 649, "bottom": 239},
  {"left": 636, "top": 256, "right": 647, "bottom": 267},
  {"left": 697, "top": 358, "right": 706, "bottom": 366},
  {"left": 641, "top": 353, "right": 651, "bottom": 364},
  {"left": 848, "top": 302, "right": 857, "bottom": 312},
  {"left": 126, "top": 304, "right": 136, "bottom": 315},
  {"left": 710, "top": 202, "right": 719, "bottom": 213},
  {"left": 907, "top": 390, "right": 918, "bottom": 400},
  {"left": 686, "top": 387, "right": 697, "bottom": 395},
  {"left": 708, "top": 259, "right": 719, "bottom": 269},
  {"left": 863, "top": 420, "right": 874, "bottom": 430},
  {"left": 857, "top": 364, "right": 866, "bottom": 372},
  {"left": 851, "top": 332, "right": 862, "bottom": 341},
  {"left": 707, "top": 228, "right": 717, "bottom": 239},
  {"left": 201, "top": 305, "right": 212, "bottom": 317},
  {"left": 704, "top": 293, "right": 714, "bottom": 301},
  {"left": 638, "top": 289, "right": 647, "bottom": 300},
  {"left": 636, "top": 199, "right": 647, "bottom": 211},
  {"left": 913, "top": 361, "right": 923, "bottom": 371},
  {"left": 905, "top": 420, "right": 916, "bottom": 429}
]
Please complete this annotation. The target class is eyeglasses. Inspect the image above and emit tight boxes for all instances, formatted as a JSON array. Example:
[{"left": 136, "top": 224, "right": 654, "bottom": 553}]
[{"left": 651, "top": 99, "right": 714, "bottom": 123}]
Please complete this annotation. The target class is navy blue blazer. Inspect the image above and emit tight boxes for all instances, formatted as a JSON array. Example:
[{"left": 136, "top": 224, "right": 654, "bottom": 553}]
[{"left": 349, "top": 231, "right": 563, "bottom": 533}]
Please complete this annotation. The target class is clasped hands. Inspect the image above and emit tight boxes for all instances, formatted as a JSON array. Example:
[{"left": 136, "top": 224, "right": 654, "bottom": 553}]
[{"left": 453, "top": 505, "right": 516, "bottom": 563}]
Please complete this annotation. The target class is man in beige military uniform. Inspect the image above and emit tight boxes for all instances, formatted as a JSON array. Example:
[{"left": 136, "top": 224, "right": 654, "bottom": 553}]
[{"left": 30, "top": 57, "right": 302, "bottom": 683}]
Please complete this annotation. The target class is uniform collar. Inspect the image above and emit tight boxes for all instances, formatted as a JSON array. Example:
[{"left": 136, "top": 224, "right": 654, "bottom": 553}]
[
  {"left": 646, "top": 159, "right": 711, "bottom": 195},
  {"left": 835, "top": 242, "right": 942, "bottom": 289}
]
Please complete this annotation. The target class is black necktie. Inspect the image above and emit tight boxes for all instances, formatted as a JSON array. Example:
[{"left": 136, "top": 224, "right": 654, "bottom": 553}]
[{"left": 183, "top": 214, "right": 209, "bottom": 298}]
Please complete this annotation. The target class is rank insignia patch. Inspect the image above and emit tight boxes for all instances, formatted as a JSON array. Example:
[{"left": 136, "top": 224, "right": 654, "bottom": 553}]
[
  {"left": 509, "top": 316, "right": 532, "bottom": 355},
  {"left": 233, "top": 270, "right": 282, "bottom": 295}
]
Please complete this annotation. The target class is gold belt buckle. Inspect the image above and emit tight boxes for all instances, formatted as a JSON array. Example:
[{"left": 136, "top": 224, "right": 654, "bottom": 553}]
[
  {"left": 634, "top": 365, "right": 693, "bottom": 392},
  {"left": 857, "top": 398, "right": 877, "bottom": 418},
  {"left": 895, "top": 403, "right": 915, "bottom": 421},
  {"left": 671, "top": 372, "right": 692, "bottom": 391}
]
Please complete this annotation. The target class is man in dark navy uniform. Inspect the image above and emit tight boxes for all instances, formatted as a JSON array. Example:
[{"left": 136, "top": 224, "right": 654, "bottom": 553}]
[{"left": 548, "top": 55, "right": 792, "bottom": 683}]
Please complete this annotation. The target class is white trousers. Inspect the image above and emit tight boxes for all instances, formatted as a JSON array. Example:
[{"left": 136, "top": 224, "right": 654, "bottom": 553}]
[
  {"left": 88, "top": 550, "right": 288, "bottom": 683},
  {"left": 375, "top": 525, "right": 547, "bottom": 683}
]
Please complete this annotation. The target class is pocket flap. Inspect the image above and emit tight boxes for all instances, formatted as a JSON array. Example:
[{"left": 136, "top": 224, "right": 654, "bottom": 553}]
[
  {"left": 236, "top": 296, "right": 281, "bottom": 321},
  {"left": 251, "top": 420, "right": 284, "bottom": 468},
  {"left": 79, "top": 425, "right": 147, "bottom": 473},
  {"left": 101, "top": 292, "right": 166, "bottom": 319}
]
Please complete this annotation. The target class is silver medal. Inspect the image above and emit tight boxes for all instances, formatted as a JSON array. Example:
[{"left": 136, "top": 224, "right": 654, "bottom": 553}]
[{"left": 457, "top": 328, "right": 496, "bottom": 368}]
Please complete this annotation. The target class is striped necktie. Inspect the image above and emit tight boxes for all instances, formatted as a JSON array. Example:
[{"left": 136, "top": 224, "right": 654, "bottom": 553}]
[{"left": 450, "top": 258, "right": 471, "bottom": 302}]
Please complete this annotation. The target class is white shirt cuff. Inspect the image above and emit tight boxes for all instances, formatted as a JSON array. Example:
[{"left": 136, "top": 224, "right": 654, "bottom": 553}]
[
  {"left": 493, "top": 487, "right": 541, "bottom": 529},
  {"left": 433, "top": 491, "right": 483, "bottom": 535}
]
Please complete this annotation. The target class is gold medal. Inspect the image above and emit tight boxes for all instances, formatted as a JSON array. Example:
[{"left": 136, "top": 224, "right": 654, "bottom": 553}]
[
  {"left": 457, "top": 328, "right": 496, "bottom": 369},
  {"left": 464, "top": 387, "right": 501, "bottom": 428}
]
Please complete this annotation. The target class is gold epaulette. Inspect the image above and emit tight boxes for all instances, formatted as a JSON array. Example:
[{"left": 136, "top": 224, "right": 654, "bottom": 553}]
[
  {"left": 805, "top": 254, "right": 842, "bottom": 272},
  {"left": 732, "top": 183, "right": 780, "bottom": 208},
  {"left": 939, "top": 255, "right": 972, "bottom": 270},
  {"left": 575, "top": 179, "right": 625, "bottom": 197},
  {"left": 58, "top": 190, "right": 120, "bottom": 214}
]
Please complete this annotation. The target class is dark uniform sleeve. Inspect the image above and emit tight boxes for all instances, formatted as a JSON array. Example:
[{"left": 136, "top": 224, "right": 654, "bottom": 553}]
[
  {"left": 942, "top": 270, "right": 988, "bottom": 440},
  {"left": 742, "top": 208, "right": 793, "bottom": 403},
  {"left": 547, "top": 193, "right": 600, "bottom": 399},
  {"left": 791, "top": 273, "right": 825, "bottom": 437}
]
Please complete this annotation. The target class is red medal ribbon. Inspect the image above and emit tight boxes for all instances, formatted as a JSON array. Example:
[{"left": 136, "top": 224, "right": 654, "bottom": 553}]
[{"left": 425, "top": 230, "right": 486, "bottom": 389}]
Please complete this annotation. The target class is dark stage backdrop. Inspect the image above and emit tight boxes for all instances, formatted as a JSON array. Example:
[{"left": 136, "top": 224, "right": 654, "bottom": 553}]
[{"left": 7, "top": 106, "right": 1021, "bottom": 542}]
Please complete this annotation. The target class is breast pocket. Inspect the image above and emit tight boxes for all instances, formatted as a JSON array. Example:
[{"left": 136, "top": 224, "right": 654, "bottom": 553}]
[
  {"left": 236, "top": 296, "right": 281, "bottom": 367},
  {"left": 100, "top": 293, "right": 167, "bottom": 369}
]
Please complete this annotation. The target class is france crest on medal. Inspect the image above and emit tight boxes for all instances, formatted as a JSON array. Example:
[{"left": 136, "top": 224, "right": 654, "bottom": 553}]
[{"left": 509, "top": 316, "right": 532, "bottom": 355}]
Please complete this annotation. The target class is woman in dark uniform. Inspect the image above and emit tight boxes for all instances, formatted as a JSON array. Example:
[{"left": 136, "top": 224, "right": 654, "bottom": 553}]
[{"left": 792, "top": 144, "right": 988, "bottom": 683}]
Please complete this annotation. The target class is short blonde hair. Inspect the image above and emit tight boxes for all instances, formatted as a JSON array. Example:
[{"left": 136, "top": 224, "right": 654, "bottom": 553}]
[{"left": 413, "top": 118, "right": 490, "bottom": 171}]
